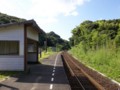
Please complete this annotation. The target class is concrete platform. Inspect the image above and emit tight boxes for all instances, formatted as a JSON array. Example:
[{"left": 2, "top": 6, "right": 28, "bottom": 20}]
[{"left": 0, "top": 53, "right": 71, "bottom": 90}]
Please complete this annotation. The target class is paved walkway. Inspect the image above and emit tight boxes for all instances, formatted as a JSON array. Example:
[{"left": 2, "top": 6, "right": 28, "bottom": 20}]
[{"left": 0, "top": 53, "right": 71, "bottom": 90}]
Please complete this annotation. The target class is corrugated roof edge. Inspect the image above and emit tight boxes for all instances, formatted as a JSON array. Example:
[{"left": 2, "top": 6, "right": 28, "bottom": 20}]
[{"left": 0, "top": 19, "right": 46, "bottom": 34}]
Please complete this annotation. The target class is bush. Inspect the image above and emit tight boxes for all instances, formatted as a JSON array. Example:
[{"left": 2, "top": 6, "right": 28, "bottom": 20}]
[{"left": 70, "top": 43, "right": 120, "bottom": 82}]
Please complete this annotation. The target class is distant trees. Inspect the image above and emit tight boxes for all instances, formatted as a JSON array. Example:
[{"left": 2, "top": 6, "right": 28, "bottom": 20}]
[
  {"left": 39, "top": 33, "right": 46, "bottom": 46},
  {"left": 70, "top": 19, "right": 120, "bottom": 51},
  {"left": 46, "top": 31, "right": 71, "bottom": 51}
]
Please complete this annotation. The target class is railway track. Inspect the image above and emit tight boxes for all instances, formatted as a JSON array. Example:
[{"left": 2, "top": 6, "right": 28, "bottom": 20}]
[{"left": 62, "top": 52, "right": 104, "bottom": 90}]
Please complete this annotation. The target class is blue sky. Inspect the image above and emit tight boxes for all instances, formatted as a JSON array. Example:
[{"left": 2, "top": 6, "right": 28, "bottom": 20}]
[{"left": 0, "top": 0, "right": 120, "bottom": 40}]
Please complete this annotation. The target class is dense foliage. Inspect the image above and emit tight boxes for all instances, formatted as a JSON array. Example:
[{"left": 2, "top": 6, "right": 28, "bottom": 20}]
[
  {"left": 46, "top": 31, "right": 70, "bottom": 51},
  {"left": 39, "top": 33, "right": 46, "bottom": 46},
  {"left": 0, "top": 12, "right": 25, "bottom": 24},
  {"left": 70, "top": 19, "right": 120, "bottom": 82},
  {"left": 70, "top": 19, "right": 120, "bottom": 48}
]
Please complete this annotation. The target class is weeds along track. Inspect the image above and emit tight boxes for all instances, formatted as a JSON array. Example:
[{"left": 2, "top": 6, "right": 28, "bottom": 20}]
[
  {"left": 62, "top": 52, "right": 105, "bottom": 90},
  {"left": 62, "top": 52, "right": 120, "bottom": 90}
]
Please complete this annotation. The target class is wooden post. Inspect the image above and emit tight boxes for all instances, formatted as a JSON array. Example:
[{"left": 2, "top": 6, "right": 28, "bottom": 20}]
[{"left": 24, "top": 25, "right": 27, "bottom": 72}]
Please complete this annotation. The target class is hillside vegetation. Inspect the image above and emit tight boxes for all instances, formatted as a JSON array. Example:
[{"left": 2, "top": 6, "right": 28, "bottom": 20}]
[
  {"left": 70, "top": 19, "right": 120, "bottom": 82},
  {"left": 0, "top": 12, "right": 25, "bottom": 24},
  {"left": 39, "top": 31, "right": 70, "bottom": 51},
  {"left": 47, "top": 31, "right": 70, "bottom": 51}
]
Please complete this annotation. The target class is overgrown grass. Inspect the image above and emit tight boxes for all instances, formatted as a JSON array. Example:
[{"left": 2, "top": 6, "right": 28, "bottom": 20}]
[
  {"left": 70, "top": 44, "right": 120, "bottom": 82},
  {"left": 39, "top": 51, "right": 54, "bottom": 61},
  {"left": 0, "top": 71, "right": 22, "bottom": 80},
  {"left": 38, "top": 47, "right": 55, "bottom": 62}
]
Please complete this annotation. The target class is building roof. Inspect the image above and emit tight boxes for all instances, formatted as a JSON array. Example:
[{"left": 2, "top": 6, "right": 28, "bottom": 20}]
[{"left": 0, "top": 19, "right": 45, "bottom": 34}]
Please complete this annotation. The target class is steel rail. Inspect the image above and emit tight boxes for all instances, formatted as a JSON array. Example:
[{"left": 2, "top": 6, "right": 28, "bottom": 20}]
[
  {"left": 63, "top": 54, "right": 86, "bottom": 90},
  {"left": 64, "top": 53, "right": 105, "bottom": 90}
]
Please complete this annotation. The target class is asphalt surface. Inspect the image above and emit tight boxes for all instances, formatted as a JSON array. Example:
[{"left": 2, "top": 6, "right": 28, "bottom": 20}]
[{"left": 0, "top": 53, "right": 71, "bottom": 90}]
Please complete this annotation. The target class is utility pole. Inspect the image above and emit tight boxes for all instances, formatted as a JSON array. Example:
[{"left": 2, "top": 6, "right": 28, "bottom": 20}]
[{"left": 44, "top": 40, "right": 47, "bottom": 52}]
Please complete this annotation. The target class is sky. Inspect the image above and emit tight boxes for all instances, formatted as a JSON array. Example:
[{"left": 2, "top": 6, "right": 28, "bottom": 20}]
[{"left": 0, "top": 0, "right": 120, "bottom": 40}]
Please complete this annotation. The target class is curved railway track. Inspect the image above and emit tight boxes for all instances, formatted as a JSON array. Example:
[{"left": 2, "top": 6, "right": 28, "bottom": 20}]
[{"left": 62, "top": 52, "right": 104, "bottom": 90}]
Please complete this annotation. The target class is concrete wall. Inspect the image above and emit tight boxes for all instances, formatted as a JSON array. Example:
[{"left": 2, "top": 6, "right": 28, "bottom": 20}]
[
  {"left": 27, "top": 26, "right": 39, "bottom": 41},
  {"left": 0, "top": 25, "right": 24, "bottom": 55},
  {"left": 0, "top": 25, "right": 24, "bottom": 71},
  {"left": 0, "top": 56, "right": 24, "bottom": 71}
]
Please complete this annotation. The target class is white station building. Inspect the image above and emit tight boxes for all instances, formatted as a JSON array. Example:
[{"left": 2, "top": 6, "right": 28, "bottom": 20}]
[{"left": 0, "top": 20, "right": 45, "bottom": 71}]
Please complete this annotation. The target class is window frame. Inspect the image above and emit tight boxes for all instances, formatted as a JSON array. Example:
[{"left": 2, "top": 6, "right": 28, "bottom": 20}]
[
  {"left": 0, "top": 41, "right": 19, "bottom": 55},
  {"left": 27, "top": 43, "right": 37, "bottom": 53}
]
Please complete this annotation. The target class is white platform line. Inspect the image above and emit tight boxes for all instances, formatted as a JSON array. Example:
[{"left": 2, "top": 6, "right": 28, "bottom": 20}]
[
  {"left": 53, "top": 70, "right": 55, "bottom": 72},
  {"left": 50, "top": 84, "right": 53, "bottom": 89},
  {"left": 52, "top": 73, "right": 55, "bottom": 76},
  {"left": 49, "top": 53, "right": 59, "bottom": 90},
  {"left": 31, "top": 77, "right": 41, "bottom": 90},
  {"left": 51, "top": 78, "right": 54, "bottom": 82},
  {"left": 53, "top": 67, "right": 55, "bottom": 70},
  {"left": 54, "top": 53, "right": 59, "bottom": 67}
]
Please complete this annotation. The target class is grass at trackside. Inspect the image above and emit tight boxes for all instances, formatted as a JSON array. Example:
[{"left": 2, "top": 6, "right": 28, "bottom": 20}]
[
  {"left": 38, "top": 51, "right": 54, "bottom": 62},
  {"left": 0, "top": 71, "right": 22, "bottom": 80},
  {"left": 70, "top": 46, "right": 120, "bottom": 83}
]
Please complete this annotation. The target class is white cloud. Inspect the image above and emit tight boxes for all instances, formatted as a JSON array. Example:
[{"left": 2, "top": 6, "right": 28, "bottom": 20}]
[
  {"left": 0, "top": 0, "right": 30, "bottom": 18},
  {"left": 0, "top": 0, "right": 15, "bottom": 14},
  {"left": 0, "top": 0, "right": 90, "bottom": 40},
  {"left": 69, "top": 11, "right": 79, "bottom": 16},
  {"left": 28, "top": 0, "right": 90, "bottom": 24},
  {"left": 38, "top": 17, "right": 58, "bottom": 25},
  {"left": 0, "top": 0, "right": 90, "bottom": 25}
]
